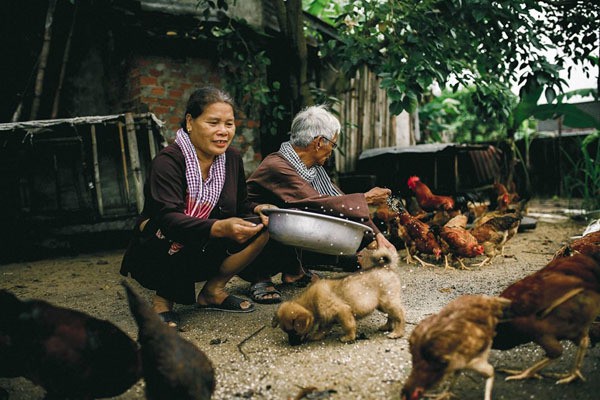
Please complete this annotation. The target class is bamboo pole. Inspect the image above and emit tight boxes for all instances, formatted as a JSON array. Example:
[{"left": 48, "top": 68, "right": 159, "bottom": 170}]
[
  {"left": 147, "top": 116, "right": 157, "bottom": 160},
  {"left": 117, "top": 122, "right": 131, "bottom": 205},
  {"left": 30, "top": 0, "right": 57, "bottom": 120},
  {"left": 125, "top": 113, "right": 144, "bottom": 213},
  {"left": 90, "top": 124, "right": 104, "bottom": 216}
]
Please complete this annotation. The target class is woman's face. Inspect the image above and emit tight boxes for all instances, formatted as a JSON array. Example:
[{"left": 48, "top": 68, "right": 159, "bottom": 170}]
[
  {"left": 314, "top": 133, "right": 338, "bottom": 166},
  {"left": 186, "top": 102, "right": 235, "bottom": 159}
]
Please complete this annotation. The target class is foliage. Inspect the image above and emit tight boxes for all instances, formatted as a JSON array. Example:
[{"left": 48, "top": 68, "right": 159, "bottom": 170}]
[
  {"left": 562, "top": 131, "right": 600, "bottom": 211},
  {"left": 325, "top": 0, "right": 598, "bottom": 119},
  {"left": 419, "top": 86, "right": 518, "bottom": 143},
  {"left": 303, "top": 0, "right": 346, "bottom": 26},
  {"left": 196, "top": 1, "right": 285, "bottom": 135}
]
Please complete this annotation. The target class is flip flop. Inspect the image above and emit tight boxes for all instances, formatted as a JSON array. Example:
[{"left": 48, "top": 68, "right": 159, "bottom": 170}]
[
  {"left": 196, "top": 295, "right": 255, "bottom": 313},
  {"left": 158, "top": 311, "right": 180, "bottom": 328},
  {"left": 249, "top": 281, "right": 282, "bottom": 304}
]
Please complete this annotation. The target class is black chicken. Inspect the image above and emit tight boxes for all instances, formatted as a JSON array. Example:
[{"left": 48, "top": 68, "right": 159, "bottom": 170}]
[
  {"left": 0, "top": 289, "right": 142, "bottom": 399},
  {"left": 122, "top": 281, "right": 216, "bottom": 400}
]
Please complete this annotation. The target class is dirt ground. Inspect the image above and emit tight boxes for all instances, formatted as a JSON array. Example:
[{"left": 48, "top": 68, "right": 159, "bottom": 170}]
[{"left": 1, "top": 199, "right": 600, "bottom": 400}]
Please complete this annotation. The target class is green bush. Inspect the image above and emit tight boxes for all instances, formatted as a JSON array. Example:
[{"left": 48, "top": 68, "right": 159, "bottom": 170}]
[{"left": 562, "top": 131, "right": 600, "bottom": 211}]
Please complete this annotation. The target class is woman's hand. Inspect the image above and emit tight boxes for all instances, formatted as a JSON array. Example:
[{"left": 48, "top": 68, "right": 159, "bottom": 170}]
[
  {"left": 211, "top": 218, "right": 265, "bottom": 243},
  {"left": 364, "top": 187, "right": 391, "bottom": 206},
  {"left": 253, "top": 204, "right": 277, "bottom": 226}
]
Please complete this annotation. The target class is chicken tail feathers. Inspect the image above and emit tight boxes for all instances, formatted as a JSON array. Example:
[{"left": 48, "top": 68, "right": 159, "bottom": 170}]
[
  {"left": 0, "top": 290, "right": 25, "bottom": 330},
  {"left": 122, "top": 280, "right": 158, "bottom": 334}
]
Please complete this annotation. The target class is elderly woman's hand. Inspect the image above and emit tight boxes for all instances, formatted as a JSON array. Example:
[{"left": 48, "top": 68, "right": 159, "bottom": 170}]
[
  {"left": 376, "top": 232, "right": 396, "bottom": 252},
  {"left": 253, "top": 204, "right": 277, "bottom": 226},
  {"left": 210, "top": 217, "right": 265, "bottom": 243},
  {"left": 364, "top": 187, "right": 391, "bottom": 206}
]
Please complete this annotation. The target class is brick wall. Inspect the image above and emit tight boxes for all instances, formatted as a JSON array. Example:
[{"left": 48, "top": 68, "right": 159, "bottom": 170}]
[{"left": 127, "top": 55, "right": 263, "bottom": 175}]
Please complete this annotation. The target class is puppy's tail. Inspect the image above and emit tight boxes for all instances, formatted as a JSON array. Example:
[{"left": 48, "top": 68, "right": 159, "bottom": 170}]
[{"left": 364, "top": 247, "right": 400, "bottom": 269}]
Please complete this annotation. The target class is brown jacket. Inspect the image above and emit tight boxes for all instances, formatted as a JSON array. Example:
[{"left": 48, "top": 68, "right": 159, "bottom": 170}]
[{"left": 246, "top": 152, "right": 380, "bottom": 234}]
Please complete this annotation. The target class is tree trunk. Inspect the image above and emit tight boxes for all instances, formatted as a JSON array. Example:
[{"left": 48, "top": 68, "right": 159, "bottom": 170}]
[
  {"left": 274, "top": 0, "right": 313, "bottom": 116},
  {"left": 52, "top": 1, "right": 77, "bottom": 119},
  {"left": 30, "top": 0, "right": 57, "bottom": 121}
]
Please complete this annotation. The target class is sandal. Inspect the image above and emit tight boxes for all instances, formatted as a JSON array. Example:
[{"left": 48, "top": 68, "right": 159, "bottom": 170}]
[
  {"left": 249, "top": 281, "right": 282, "bottom": 304},
  {"left": 281, "top": 270, "right": 321, "bottom": 288},
  {"left": 157, "top": 311, "right": 180, "bottom": 328},
  {"left": 196, "top": 295, "right": 255, "bottom": 313}
]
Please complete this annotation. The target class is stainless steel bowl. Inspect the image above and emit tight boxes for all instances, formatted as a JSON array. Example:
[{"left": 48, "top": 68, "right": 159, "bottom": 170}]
[{"left": 262, "top": 208, "right": 374, "bottom": 255}]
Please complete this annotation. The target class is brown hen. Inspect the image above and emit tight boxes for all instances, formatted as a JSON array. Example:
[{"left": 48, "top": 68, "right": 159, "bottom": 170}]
[
  {"left": 492, "top": 253, "right": 600, "bottom": 384},
  {"left": 431, "top": 220, "right": 484, "bottom": 270},
  {"left": 407, "top": 176, "right": 455, "bottom": 212},
  {"left": 396, "top": 208, "right": 443, "bottom": 267},
  {"left": 553, "top": 231, "right": 600, "bottom": 260},
  {"left": 492, "top": 182, "right": 519, "bottom": 211},
  {"left": 0, "top": 290, "right": 142, "bottom": 400},
  {"left": 470, "top": 214, "right": 522, "bottom": 267},
  {"left": 401, "top": 295, "right": 511, "bottom": 400},
  {"left": 123, "top": 282, "right": 215, "bottom": 400}
]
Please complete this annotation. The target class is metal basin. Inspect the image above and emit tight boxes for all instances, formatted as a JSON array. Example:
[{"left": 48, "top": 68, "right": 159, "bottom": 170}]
[{"left": 262, "top": 208, "right": 374, "bottom": 255}]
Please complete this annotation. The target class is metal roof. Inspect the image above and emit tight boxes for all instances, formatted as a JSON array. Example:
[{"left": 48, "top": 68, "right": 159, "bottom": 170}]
[
  {"left": 0, "top": 113, "right": 165, "bottom": 133},
  {"left": 359, "top": 143, "right": 490, "bottom": 160}
]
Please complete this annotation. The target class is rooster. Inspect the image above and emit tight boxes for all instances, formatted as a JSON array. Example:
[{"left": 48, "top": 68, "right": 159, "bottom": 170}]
[
  {"left": 0, "top": 290, "right": 142, "bottom": 400},
  {"left": 407, "top": 176, "right": 455, "bottom": 212},
  {"left": 401, "top": 295, "right": 511, "bottom": 400},
  {"left": 492, "top": 253, "right": 600, "bottom": 384},
  {"left": 123, "top": 282, "right": 216, "bottom": 400}
]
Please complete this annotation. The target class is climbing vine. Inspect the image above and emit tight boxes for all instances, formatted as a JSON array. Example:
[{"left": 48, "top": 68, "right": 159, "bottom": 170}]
[{"left": 197, "top": 0, "right": 286, "bottom": 136}]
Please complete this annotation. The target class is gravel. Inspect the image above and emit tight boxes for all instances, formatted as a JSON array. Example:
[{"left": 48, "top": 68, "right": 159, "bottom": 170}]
[{"left": 1, "top": 212, "right": 599, "bottom": 400}]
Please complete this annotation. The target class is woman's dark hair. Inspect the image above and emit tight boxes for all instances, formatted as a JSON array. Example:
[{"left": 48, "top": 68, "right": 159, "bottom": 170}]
[{"left": 180, "top": 86, "right": 235, "bottom": 132}]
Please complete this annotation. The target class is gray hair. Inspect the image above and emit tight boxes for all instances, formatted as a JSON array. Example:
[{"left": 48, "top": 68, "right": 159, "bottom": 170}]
[{"left": 289, "top": 105, "right": 341, "bottom": 147}]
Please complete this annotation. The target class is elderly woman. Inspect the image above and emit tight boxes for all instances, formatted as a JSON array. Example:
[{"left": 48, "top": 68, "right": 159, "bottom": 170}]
[
  {"left": 240, "top": 104, "right": 395, "bottom": 303},
  {"left": 121, "top": 87, "right": 273, "bottom": 327}
]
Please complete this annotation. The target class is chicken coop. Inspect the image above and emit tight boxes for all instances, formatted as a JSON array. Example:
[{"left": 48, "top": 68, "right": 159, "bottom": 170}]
[
  {"left": 355, "top": 143, "right": 503, "bottom": 200},
  {"left": 0, "top": 113, "right": 166, "bottom": 262}
]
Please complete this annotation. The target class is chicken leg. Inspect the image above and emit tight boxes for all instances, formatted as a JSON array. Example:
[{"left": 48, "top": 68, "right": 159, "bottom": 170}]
[
  {"left": 543, "top": 335, "right": 589, "bottom": 384},
  {"left": 473, "top": 256, "right": 493, "bottom": 268},
  {"left": 414, "top": 254, "right": 437, "bottom": 268},
  {"left": 502, "top": 357, "right": 554, "bottom": 381}
]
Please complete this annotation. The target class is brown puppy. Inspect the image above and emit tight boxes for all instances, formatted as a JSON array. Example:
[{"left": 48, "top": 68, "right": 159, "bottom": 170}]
[{"left": 272, "top": 247, "right": 405, "bottom": 345}]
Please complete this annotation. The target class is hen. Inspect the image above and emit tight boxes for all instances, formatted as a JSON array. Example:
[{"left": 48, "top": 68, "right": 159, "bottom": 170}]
[
  {"left": 395, "top": 208, "right": 443, "bottom": 267},
  {"left": 470, "top": 214, "right": 522, "bottom": 267},
  {"left": 372, "top": 201, "right": 398, "bottom": 236},
  {"left": 431, "top": 216, "right": 484, "bottom": 270},
  {"left": 401, "top": 295, "right": 511, "bottom": 400},
  {"left": 123, "top": 282, "right": 215, "bottom": 400},
  {"left": 407, "top": 176, "right": 455, "bottom": 212},
  {"left": 492, "top": 253, "right": 600, "bottom": 384},
  {"left": 492, "top": 182, "right": 519, "bottom": 211},
  {"left": 553, "top": 230, "right": 600, "bottom": 260},
  {"left": 0, "top": 289, "right": 142, "bottom": 400}
]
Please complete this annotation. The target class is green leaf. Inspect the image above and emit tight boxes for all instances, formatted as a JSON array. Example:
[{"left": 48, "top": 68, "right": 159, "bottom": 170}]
[{"left": 544, "top": 87, "right": 556, "bottom": 104}]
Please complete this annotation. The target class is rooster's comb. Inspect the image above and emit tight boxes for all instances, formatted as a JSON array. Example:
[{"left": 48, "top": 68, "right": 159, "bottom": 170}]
[{"left": 407, "top": 176, "right": 420, "bottom": 189}]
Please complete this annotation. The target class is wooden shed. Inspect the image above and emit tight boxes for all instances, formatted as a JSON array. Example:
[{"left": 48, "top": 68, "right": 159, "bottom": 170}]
[
  {"left": 0, "top": 113, "right": 165, "bottom": 261},
  {"left": 355, "top": 143, "right": 502, "bottom": 199}
]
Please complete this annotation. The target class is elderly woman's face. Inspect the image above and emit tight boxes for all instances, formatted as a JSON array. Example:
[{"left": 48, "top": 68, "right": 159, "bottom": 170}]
[
  {"left": 186, "top": 102, "right": 235, "bottom": 159},
  {"left": 315, "top": 133, "right": 338, "bottom": 166}
]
